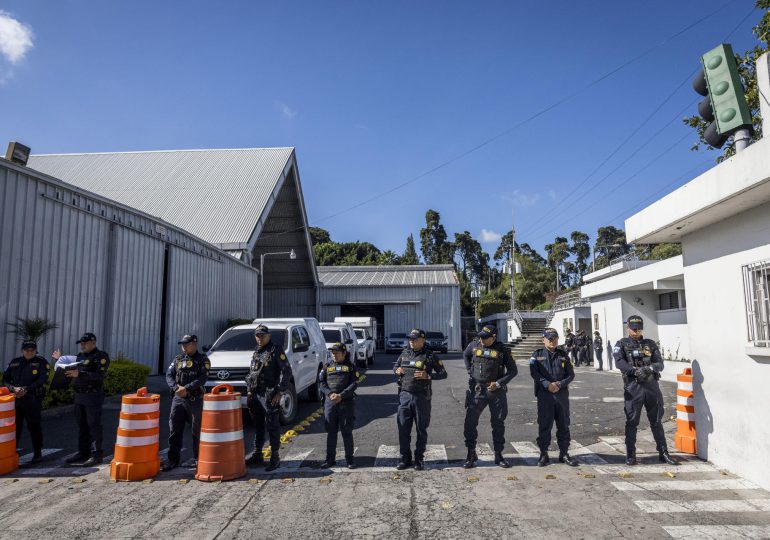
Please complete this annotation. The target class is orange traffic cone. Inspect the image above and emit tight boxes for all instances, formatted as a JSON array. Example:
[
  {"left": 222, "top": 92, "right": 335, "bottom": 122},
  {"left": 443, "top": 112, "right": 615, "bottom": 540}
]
[
  {"left": 0, "top": 388, "right": 19, "bottom": 475},
  {"left": 110, "top": 387, "right": 161, "bottom": 481},
  {"left": 195, "top": 384, "right": 246, "bottom": 482},
  {"left": 674, "top": 368, "right": 697, "bottom": 454}
]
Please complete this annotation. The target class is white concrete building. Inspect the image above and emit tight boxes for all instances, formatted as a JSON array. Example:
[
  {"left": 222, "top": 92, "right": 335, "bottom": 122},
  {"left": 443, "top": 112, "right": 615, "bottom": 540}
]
[
  {"left": 581, "top": 255, "right": 690, "bottom": 368},
  {"left": 624, "top": 52, "right": 770, "bottom": 491}
]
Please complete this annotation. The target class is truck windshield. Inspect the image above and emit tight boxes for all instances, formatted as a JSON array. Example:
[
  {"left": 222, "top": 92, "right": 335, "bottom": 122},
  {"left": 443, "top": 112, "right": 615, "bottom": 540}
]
[
  {"left": 322, "top": 329, "right": 343, "bottom": 343},
  {"left": 354, "top": 329, "right": 365, "bottom": 339},
  {"left": 210, "top": 329, "right": 287, "bottom": 352}
]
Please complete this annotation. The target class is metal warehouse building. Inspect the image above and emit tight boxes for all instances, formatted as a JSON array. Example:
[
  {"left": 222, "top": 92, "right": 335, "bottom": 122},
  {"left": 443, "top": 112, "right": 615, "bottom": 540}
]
[
  {"left": 318, "top": 265, "right": 462, "bottom": 351},
  {"left": 1, "top": 147, "right": 317, "bottom": 372}
]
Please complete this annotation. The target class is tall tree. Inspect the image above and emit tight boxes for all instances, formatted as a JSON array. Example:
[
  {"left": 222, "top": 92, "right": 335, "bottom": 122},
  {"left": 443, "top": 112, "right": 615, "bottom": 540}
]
[
  {"left": 545, "top": 236, "right": 570, "bottom": 291},
  {"left": 401, "top": 234, "right": 420, "bottom": 265},
  {"left": 378, "top": 250, "right": 401, "bottom": 265},
  {"left": 313, "top": 241, "right": 381, "bottom": 266},
  {"left": 308, "top": 226, "right": 331, "bottom": 246},
  {"left": 419, "top": 210, "right": 454, "bottom": 264},
  {"left": 493, "top": 230, "right": 514, "bottom": 264},
  {"left": 453, "top": 231, "right": 490, "bottom": 285},
  {"left": 569, "top": 230, "right": 591, "bottom": 284},
  {"left": 593, "top": 226, "right": 630, "bottom": 270},
  {"left": 684, "top": 0, "right": 769, "bottom": 161}
]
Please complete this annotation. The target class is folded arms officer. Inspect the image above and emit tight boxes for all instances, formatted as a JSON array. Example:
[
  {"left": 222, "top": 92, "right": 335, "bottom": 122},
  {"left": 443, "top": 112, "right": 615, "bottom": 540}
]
[
  {"left": 244, "top": 325, "right": 292, "bottom": 472},
  {"left": 161, "top": 334, "right": 209, "bottom": 471},
  {"left": 319, "top": 342, "right": 359, "bottom": 469},
  {"left": 462, "top": 324, "right": 517, "bottom": 469},
  {"left": 529, "top": 328, "right": 578, "bottom": 467},
  {"left": 613, "top": 315, "right": 677, "bottom": 466},
  {"left": 3, "top": 340, "right": 49, "bottom": 463},
  {"left": 394, "top": 328, "right": 447, "bottom": 471}
]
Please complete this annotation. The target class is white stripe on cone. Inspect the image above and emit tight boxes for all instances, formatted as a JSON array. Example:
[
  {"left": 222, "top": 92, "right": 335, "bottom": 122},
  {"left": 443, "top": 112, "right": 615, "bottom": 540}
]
[
  {"left": 122, "top": 403, "right": 160, "bottom": 414},
  {"left": 677, "top": 381, "right": 693, "bottom": 392},
  {"left": 676, "top": 395, "right": 694, "bottom": 407},
  {"left": 119, "top": 418, "right": 160, "bottom": 430},
  {"left": 199, "top": 430, "right": 243, "bottom": 443},
  {"left": 0, "top": 402, "right": 14, "bottom": 412},
  {"left": 203, "top": 400, "right": 240, "bottom": 411},
  {"left": 0, "top": 431, "right": 15, "bottom": 444},
  {"left": 0, "top": 418, "right": 15, "bottom": 428},
  {"left": 116, "top": 435, "right": 159, "bottom": 447},
  {"left": 677, "top": 410, "right": 696, "bottom": 422}
]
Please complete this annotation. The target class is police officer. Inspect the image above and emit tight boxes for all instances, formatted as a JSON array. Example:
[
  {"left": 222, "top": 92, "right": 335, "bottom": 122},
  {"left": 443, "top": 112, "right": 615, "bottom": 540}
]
[
  {"left": 394, "top": 328, "right": 447, "bottom": 471},
  {"left": 319, "top": 342, "right": 359, "bottom": 469},
  {"left": 244, "top": 324, "right": 292, "bottom": 472},
  {"left": 593, "top": 331, "right": 604, "bottom": 371},
  {"left": 529, "top": 328, "right": 579, "bottom": 467},
  {"left": 564, "top": 329, "right": 577, "bottom": 365},
  {"left": 52, "top": 332, "right": 110, "bottom": 467},
  {"left": 613, "top": 315, "right": 677, "bottom": 466},
  {"left": 3, "top": 340, "right": 49, "bottom": 463},
  {"left": 576, "top": 330, "right": 588, "bottom": 367},
  {"left": 161, "top": 334, "right": 209, "bottom": 471},
  {"left": 462, "top": 324, "right": 517, "bottom": 469}
]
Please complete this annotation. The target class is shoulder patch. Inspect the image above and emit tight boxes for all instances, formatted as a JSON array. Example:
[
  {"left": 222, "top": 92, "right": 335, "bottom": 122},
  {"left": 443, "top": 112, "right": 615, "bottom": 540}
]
[
  {"left": 280, "top": 353, "right": 287, "bottom": 361},
  {"left": 437, "top": 360, "right": 443, "bottom": 366}
]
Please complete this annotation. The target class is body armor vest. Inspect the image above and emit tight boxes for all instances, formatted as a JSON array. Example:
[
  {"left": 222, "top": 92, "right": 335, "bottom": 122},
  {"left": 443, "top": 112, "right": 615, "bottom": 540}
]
[
  {"left": 175, "top": 354, "right": 204, "bottom": 394},
  {"left": 471, "top": 346, "right": 501, "bottom": 384},
  {"left": 400, "top": 354, "right": 430, "bottom": 394},
  {"left": 326, "top": 363, "right": 352, "bottom": 393}
]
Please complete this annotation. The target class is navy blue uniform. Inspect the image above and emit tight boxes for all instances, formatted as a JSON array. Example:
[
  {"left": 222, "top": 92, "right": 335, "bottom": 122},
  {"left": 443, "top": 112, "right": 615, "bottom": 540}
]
[
  {"left": 576, "top": 334, "right": 589, "bottom": 366},
  {"left": 529, "top": 347, "right": 575, "bottom": 454},
  {"left": 394, "top": 347, "right": 447, "bottom": 462},
  {"left": 71, "top": 348, "right": 110, "bottom": 459},
  {"left": 246, "top": 341, "right": 292, "bottom": 455},
  {"left": 613, "top": 337, "right": 667, "bottom": 456},
  {"left": 165, "top": 351, "right": 209, "bottom": 463},
  {"left": 593, "top": 336, "right": 604, "bottom": 369},
  {"left": 564, "top": 333, "right": 577, "bottom": 365},
  {"left": 319, "top": 357, "right": 359, "bottom": 463},
  {"left": 462, "top": 340, "right": 517, "bottom": 453},
  {"left": 3, "top": 355, "right": 49, "bottom": 454}
]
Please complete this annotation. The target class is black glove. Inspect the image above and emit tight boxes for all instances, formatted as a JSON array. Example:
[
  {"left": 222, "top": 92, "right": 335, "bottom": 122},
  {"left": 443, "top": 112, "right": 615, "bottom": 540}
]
[{"left": 632, "top": 368, "right": 644, "bottom": 379}]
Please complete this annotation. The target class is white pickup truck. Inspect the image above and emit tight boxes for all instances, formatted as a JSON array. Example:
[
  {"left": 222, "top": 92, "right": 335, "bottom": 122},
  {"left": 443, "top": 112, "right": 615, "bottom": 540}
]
[
  {"left": 205, "top": 318, "right": 329, "bottom": 425},
  {"left": 334, "top": 316, "right": 377, "bottom": 365}
]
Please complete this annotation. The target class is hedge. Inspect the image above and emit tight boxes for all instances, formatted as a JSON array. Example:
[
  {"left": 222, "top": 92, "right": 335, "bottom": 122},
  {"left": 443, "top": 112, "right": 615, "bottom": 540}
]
[{"left": 2, "top": 353, "right": 151, "bottom": 409}]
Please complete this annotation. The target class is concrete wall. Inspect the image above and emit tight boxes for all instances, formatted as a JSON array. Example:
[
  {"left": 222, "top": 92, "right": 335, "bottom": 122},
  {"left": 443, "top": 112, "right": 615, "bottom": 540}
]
[
  {"left": 550, "top": 307, "right": 590, "bottom": 346},
  {"left": 682, "top": 199, "right": 770, "bottom": 491}
]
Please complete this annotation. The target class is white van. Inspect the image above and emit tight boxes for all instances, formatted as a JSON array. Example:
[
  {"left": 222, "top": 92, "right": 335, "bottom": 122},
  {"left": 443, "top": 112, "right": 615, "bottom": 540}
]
[
  {"left": 319, "top": 322, "right": 362, "bottom": 367},
  {"left": 205, "top": 317, "right": 329, "bottom": 425},
  {"left": 334, "top": 316, "right": 377, "bottom": 365}
]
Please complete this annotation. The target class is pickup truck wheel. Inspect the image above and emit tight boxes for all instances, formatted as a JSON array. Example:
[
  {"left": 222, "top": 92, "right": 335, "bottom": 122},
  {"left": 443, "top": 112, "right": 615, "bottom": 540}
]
[
  {"left": 278, "top": 383, "right": 298, "bottom": 425},
  {"left": 306, "top": 367, "right": 323, "bottom": 403}
]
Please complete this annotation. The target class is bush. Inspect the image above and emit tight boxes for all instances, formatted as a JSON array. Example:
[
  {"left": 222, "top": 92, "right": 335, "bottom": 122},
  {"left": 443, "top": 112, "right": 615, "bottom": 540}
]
[
  {"left": 477, "top": 298, "right": 511, "bottom": 319},
  {"left": 532, "top": 302, "right": 552, "bottom": 311},
  {"left": 227, "top": 318, "right": 254, "bottom": 328}
]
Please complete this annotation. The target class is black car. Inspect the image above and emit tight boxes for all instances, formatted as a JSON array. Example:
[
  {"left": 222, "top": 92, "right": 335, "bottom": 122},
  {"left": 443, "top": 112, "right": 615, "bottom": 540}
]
[{"left": 425, "top": 331, "right": 448, "bottom": 354}]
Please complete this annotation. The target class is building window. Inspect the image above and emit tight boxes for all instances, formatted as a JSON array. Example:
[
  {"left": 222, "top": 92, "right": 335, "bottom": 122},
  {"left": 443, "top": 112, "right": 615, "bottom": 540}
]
[
  {"left": 593, "top": 313, "right": 599, "bottom": 330},
  {"left": 743, "top": 260, "right": 770, "bottom": 347},
  {"left": 659, "top": 291, "right": 680, "bottom": 310}
]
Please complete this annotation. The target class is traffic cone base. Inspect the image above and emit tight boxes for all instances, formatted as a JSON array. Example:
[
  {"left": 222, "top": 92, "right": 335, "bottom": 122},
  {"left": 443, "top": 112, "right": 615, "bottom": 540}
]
[{"left": 196, "top": 384, "right": 246, "bottom": 482}]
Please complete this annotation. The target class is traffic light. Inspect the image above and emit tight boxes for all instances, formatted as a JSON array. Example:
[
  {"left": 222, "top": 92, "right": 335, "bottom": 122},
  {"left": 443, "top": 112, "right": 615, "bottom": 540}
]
[{"left": 692, "top": 43, "right": 752, "bottom": 149}]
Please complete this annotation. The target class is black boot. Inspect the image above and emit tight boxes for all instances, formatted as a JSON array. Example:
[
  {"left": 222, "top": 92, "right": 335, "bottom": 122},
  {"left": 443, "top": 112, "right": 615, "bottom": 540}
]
[
  {"left": 659, "top": 451, "right": 678, "bottom": 465},
  {"left": 625, "top": 455, "right": 637, "bottom": 466},
  {"left": 65, "top": 453, "right": 89, "bottom": 466},
  {"left": 346, "top": 458, "right": 356, "bottom": 470},
  {"left": 29, "top": 451, "right": 42, "bottom": 465},
  {"left": 265, "top": 452, "right": 280, "bottom": 472},
  {"left": 320, "top": 456, "right": 336, "bottom": 468},
  {"left": 81, "top": 455, "right": 102, "bottom": 467},
  {"left": 463, "top": 449, "right": 478, "bottom": 469},
  {"left": 245, "top": 449, "right": 265, "bottom": 467},
  {"left": 537, "top": 453, "right": 550, "bottom": 467},
  {"left": 559, "top": 453, "right": 579, "bottom": 467},
  {"left": 160, "top": 459, "right": 179, "bottom": 472},
  {"left": 396, "top": 457, "right": 412, "bottom": 471},
  {"left": 494, "top": 452, "right": 510, "bottom": 468},
  {"left": 413, "top": 458, "right": 425, "bottom": 471}
]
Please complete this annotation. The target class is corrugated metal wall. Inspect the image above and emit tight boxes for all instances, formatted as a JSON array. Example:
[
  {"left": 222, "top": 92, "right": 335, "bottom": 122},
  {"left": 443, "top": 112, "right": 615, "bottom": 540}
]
[
  {"left": 1, "top": 160, "right": 259, "bottom": 373},
  {"left": 264, "top": 287, "right": 316, "bottom": 318},
  {"left": 318, "top": 285, "right": 462, "bottom": 351}
]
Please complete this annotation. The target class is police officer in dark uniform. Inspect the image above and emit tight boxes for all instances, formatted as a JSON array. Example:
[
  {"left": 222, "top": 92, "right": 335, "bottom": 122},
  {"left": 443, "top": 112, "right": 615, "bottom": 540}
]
[
  {"left": 576, "top": 331, "right": 588, "bottom": 367},
  {"left": 593, "top": 331, "right": 604, "bottom": 371},
  {"left": 564, "top": 330, "right": 577, "bottom": 365},
  {"left": 613, "top": 315, "right": 677, "bottom": 466},
  {"left": 3, "top": 340, "right": 49, "bottom": 463},
  {"left": 462, "top": 324, "right": 517, "bottom": 469},
  {"left": 319, "top": 342, "right": 359, "bottom": 469},
  {"left": 394, "top": 328, "right": 447, "bottom": 471},
  {"left": 529, "top": 328, "right": 579, "bottom": 467},
  {"left": 244, "top": 324, "right": 292, "bottom": 472},
  {"left": 52, "top": 332, "right": 110, "bottom": 467},
  {"left": 161, "top": 334, "right": 209, "bottom": 471}
]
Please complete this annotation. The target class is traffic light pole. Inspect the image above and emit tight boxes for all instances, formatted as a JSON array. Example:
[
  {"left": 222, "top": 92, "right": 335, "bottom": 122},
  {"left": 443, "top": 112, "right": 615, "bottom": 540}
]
[{"left": 734, "top": 128, "right": 751, "bottom": 153}]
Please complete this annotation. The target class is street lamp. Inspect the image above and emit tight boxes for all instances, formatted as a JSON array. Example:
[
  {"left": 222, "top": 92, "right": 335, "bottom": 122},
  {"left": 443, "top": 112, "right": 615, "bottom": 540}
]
[{"left": 259, "top": 249, "right": 297, "bottom": 317}]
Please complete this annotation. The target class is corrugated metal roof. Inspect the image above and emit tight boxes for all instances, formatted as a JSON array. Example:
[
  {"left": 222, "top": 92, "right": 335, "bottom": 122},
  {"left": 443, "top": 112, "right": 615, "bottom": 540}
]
[
  {"left": 318, "top": 265, "right": 459, "bottom": 287},
  {"left": 27, "top": 147, "right": 295, "bottom": 246}
]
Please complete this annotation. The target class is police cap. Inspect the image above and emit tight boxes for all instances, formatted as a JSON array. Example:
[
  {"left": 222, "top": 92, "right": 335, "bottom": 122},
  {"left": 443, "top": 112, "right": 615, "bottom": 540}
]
[
  {"left": 75, "top": 332, "right": 97, "bottom": 344},
  {"left": 408, "top": 328, "right": 426, "bottom": 339},
  {"left": 177, "top": 334, "right": 198, "bottom": 345},
  {"left": 254, "top": 324, "right": 270, "bottom": 336},
  {"left": 542, "top": 328, "right": 559, "bottom": 339},
  {"left": 626, "top": 315, "right": 644, "bottom": 330},
  {"left": 477, "top": 324, "right": 497, "bottom": 338},
  {"left": 329, "top": 342, "right": 347, "bottom": 353},
  {"left": 21, "top": 340, "right": 37, "bottom": 350}
]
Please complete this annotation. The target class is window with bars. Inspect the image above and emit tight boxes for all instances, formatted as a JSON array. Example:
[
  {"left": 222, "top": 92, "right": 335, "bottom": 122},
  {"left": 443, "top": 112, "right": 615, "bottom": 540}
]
[
  {"left": 659, "top": 291, "right": 680, "bottom": 310},
  {"left": 743, "top": 260, "right": 770, "bottom": 347}
]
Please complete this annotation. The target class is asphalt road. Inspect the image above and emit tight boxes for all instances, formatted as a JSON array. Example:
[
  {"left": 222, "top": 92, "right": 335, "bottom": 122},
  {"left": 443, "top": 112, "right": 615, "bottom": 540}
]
[{"left": 2, "top": 353, "right": 769, "bottom": 539}]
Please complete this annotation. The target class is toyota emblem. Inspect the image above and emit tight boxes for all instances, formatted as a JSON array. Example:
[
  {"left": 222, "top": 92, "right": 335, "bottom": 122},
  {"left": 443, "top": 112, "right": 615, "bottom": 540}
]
[{"left": 217, "top": 370, "right": 231, "bottom": 380}]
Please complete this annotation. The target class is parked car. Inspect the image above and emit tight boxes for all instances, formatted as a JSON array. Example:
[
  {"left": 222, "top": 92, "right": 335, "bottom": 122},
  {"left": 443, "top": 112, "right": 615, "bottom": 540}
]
[
  {"left": 386, "top": 332, "right": 408, "bottom": 354},
  {"left": 319, "top": 322, "right": 362, "bottom": 367},
  {"left": 334, "top": 316, "right": 378, "bottom": 363},
  {"left": 352, "top": 328, "right": 376, "bottom": 366},
  {"left": 425, "top": 331, "right": 448, "bottom": 354},
  {"left": 205, "top": 317, "right": 328, "bottom": 425}
]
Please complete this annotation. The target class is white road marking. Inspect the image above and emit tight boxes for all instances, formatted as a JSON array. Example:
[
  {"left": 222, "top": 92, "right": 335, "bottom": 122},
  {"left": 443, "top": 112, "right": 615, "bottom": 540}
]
[
  {"left": 18, "top": 448, "right": 61, "bottom": 464},
  {"left": 663, "top": 525, "right": 770, "bottom": 539},
  {"left": 509, "top": 441, "right": 540, "bottom": 466},
  {"left": 612, "top": 478, "right": 760, "bottom": 492},
  {"left": 602, "top": 397, "right": 625, "bottom": 403},
  {"left": 595, "top": 462, "right": 716, "bottom": 475},
  {"left": 279, "top": 448, "right": 314, "bottom": 470},
  {"left": 568, "top": 441, "right": 609, "bottom": 464},
  {"left": 635, "top": 498, "right": 770, "bottom": 513}
]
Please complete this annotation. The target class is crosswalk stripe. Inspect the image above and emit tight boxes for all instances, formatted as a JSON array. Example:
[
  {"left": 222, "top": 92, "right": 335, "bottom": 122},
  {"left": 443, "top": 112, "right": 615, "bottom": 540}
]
[
  {"left": 328, "top": 447, "right": 359, "bottom": 472},
  {"left": 662, "top": 525, "right": 770, "bottom": 539},
  {"left": 72, "top": 454, "right": 114, "bottom": 476},
  {"left": 509, "top": 441, "right": 540, "bottom": 466},
  {"left": 373, "top": 444, "right": 401, "bottom": 469},
  {"left": 422, "top": 445, "right": 448, "bottom": 469},
  {"left": 612, "top": 479, "right": 760, "bottom": 492},
  {"left": 568, "top": 441, "right": 609, "bottom": 465},
  {"left": 18, "top": 448, "right": 62, "bottom": 464},
  {"left": 594, "top": 462, "right": 716, "bottom": 475},
  {"left": 635, "top": 498, "right": 770, "bottom": 513},
  {"left": 280, "top": 448, "right": 314, "bottom": 470}
]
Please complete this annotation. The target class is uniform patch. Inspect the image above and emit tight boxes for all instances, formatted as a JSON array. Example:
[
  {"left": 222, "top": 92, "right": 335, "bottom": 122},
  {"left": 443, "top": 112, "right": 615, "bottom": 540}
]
[
  {"left": 100, "top": 358, "right": 107, "bottom": 365},
  {"left": 415, "top": 361, "right": 423, "bottom": 369},
  {"left": 437, "top": 360, "right": 443, "bottom": 366},
  {"left": 613, "top": 346, "right": 621, "bottom": 353},
  {"left": 9, "top": 363, "right": 18, "bottom": 368},
  {"left": 280, "top": 354, "right": 286, "bottom": 360},
  {"left": 475, "top": 349, "right": 483, "bottom": 357},
  {"left": 177, "top": 361, "right": 184, "bottom": 369},
  {"left": 204, "top": 361, "right": 211, "bottom": 369},
  {"left": 186, "top": 360, "right": 193, "bottom": 368},
  {"left": 84, "top": 360, "right": 90, "bottom": 365},
  {"left": 32, "top": 369, "right": 38, "bottom": 375}
]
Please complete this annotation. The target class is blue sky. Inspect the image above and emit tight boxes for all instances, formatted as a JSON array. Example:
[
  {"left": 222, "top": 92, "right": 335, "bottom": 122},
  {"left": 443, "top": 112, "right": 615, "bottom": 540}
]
[{"left": 0, "top": 1, "right": 762, "bottom": 261}]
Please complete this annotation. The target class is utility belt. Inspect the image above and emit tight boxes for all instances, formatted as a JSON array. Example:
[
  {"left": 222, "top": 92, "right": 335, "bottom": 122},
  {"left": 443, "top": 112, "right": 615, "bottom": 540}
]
[
  {"left": 251, "top": 385, "right": 280, "bottom": 400},
  {"left": 73, "top": 384, "right": 102, "bottom": 394}
]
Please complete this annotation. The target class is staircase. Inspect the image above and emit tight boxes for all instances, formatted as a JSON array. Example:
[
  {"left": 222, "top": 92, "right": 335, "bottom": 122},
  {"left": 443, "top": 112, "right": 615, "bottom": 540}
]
[{"left": 509, "top": 316, "right": 548, "bottom": 362}]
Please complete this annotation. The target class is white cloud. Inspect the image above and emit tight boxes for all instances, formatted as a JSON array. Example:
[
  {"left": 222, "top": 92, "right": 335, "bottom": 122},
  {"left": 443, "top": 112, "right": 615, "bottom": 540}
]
[
  {"left": 0, "top": 11, "right": 33, "bottom": 64},
  {"left": 275, "top": 101, "right": 297, "bottom": 120},
  {"left": 547, "top": 188, "right": 558, "bottom": 202},
  {"left": 510, "top": 189, "right": 540, "bottom": 207},
  {"left": 479, "top": 229, "right": 503, "bottom": 243}
]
